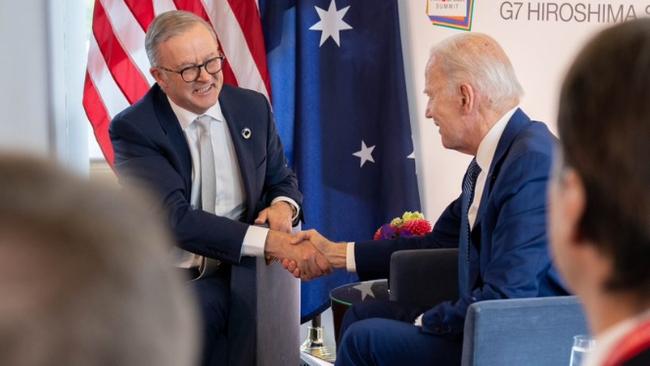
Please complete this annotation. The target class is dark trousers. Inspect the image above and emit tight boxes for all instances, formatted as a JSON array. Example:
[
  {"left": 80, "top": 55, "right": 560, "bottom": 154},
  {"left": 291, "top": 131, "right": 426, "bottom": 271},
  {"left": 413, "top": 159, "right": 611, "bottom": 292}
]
[
  {"left": 336, "top": 300, "right": 463, "bottom": 366},
  {"left": 192, "top": 273, "right": 230, "bottom": 366}
]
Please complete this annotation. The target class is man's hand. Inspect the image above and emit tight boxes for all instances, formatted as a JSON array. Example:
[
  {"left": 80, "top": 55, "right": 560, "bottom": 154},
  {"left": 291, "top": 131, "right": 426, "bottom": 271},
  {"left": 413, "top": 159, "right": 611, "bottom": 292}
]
[
  {"left": 282, "top": 229, "right": 348, "bottom": 278},
  {"left": 264, "top": 230, "right": 331, "bottom": 280},
  {"left": 255, "top": 201, "right": 294, "bottom": 233}
]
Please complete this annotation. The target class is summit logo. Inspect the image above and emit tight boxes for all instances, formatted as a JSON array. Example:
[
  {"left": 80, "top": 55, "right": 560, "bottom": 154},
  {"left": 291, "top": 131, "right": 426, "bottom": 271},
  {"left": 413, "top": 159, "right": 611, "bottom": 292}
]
[{"left": 427, "top": 0, "right": 476, "bottom": 31}]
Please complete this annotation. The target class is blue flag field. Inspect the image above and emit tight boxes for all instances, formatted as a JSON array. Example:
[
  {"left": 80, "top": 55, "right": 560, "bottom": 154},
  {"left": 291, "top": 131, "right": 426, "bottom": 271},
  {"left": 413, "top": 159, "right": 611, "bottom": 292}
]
[{"left": 260, "top": 0, "right": 421, "bottom": 322}]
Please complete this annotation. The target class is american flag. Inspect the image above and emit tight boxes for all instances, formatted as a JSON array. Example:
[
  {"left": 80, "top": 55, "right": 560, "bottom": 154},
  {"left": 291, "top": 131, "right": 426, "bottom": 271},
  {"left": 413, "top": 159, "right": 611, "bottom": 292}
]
[{"left": 83, "top": 0, "right": 270, "bottom": 164}]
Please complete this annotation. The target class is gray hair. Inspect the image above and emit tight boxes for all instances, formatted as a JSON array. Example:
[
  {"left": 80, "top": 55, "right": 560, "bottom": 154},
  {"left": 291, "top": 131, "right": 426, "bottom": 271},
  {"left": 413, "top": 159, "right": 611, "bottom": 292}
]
[
  {"left": 428, "top": 33, "right": 523, "bottom": 111},
  {"left": 145, "top": 10, "right": 216, "bottom": 67}
]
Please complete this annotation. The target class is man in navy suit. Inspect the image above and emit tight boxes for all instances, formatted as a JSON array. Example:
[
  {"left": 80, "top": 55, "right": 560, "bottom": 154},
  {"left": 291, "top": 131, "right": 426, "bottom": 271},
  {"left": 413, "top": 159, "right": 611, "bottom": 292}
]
[
  {"left": 290, "top": 33, "right": 567, "bottom": 365},
  {"left": 109, "top": 10, "right": 328, "bottom": 366}
]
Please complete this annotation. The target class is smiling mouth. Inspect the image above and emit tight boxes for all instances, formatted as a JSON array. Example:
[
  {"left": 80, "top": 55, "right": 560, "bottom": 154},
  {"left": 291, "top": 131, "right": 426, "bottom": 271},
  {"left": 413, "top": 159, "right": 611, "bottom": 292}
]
[{"left": 193, "top": 83, "right": 214, "bottom": 95}]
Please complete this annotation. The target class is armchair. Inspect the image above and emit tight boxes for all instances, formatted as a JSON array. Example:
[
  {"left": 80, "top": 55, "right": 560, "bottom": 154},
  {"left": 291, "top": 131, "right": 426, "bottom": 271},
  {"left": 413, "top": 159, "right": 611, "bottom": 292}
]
[
  {"left": 389, "top": 249, "right": 589, "bottom": 366},
  {"left": 227, "top": 226, "right": 302, "bottom": 366},
  {"left": 227, "top": 257, "right": 300, "bottom": 366}
]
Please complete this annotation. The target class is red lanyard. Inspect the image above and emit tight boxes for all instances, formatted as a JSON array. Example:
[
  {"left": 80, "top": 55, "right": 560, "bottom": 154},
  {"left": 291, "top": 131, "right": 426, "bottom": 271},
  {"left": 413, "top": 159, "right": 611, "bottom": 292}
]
[{"left": 603, "top": 319, "right": 650, "bottom": 366}]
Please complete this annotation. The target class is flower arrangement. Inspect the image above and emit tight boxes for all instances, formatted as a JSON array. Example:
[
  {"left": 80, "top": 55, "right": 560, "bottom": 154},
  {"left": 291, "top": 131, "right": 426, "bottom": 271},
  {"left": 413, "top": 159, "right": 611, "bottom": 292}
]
[{"left": 373, "top": 211, "right": 432, "bottom": 240}]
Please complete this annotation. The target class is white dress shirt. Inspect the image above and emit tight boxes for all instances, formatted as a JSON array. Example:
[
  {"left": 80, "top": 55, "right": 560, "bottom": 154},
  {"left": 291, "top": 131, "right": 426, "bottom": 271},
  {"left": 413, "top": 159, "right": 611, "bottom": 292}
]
[
  {"left": 468, "top": 106, "right": 517, "bottom": 227},
  {"left": 167, "top": 97, "right": 299, "bottom": 267}
]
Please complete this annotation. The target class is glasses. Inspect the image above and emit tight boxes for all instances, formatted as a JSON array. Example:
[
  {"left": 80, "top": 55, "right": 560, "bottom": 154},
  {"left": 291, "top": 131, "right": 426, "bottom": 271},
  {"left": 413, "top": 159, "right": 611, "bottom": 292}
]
[{"left": 158, "top": 55, "right": 226, "bottom": 82}]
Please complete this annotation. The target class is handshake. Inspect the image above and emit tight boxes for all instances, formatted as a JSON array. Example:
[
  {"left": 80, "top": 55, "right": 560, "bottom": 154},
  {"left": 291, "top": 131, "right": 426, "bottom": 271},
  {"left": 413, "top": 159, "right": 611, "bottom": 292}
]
[
  {"left": 256, "top": 201, "right": 347, "bottom": 280},
  {"left": 263, "top": 229, "right": 347, "bottom": 280}
]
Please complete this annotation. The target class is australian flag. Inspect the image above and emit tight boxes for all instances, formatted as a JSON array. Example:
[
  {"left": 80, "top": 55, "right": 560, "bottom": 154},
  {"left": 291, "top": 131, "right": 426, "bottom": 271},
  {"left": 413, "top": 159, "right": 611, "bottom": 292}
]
[{"left": 260, "top": 0, "right": 421, "bottom": 322}]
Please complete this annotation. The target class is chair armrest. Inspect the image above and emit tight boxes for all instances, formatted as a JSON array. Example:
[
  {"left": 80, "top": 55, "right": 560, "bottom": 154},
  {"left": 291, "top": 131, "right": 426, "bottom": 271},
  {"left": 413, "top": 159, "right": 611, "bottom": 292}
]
[
  {"left": 461, "top": 296, "right": 589, "bottom": 366},
  {"left": 389, "top": 248, "right": 459, "bottom": 307}
]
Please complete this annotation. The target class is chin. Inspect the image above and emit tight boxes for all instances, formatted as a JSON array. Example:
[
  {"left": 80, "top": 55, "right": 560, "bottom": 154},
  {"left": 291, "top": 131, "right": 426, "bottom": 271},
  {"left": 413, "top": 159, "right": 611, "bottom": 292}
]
[{"left": 192, "top": 97, "right": 218, "bottom": 111}]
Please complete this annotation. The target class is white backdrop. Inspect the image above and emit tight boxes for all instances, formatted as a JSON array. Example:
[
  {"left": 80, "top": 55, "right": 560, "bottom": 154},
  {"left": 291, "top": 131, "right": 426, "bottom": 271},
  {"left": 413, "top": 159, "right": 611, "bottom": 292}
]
[
  {"left": 0, "top": 1, "right": 51, "bottom": 155},
  {"left": 397, "top": 0, "right": 648, "bottom": 220},
  {"left": 0, "top": 0, "right": 89, "bottom": 174}
]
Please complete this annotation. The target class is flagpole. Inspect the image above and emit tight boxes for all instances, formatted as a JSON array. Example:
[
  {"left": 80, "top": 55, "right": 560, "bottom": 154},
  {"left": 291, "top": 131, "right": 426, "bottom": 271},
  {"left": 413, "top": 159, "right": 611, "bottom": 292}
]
[{"left": 300, "top": 314, "right": 335, "bottom": 362}]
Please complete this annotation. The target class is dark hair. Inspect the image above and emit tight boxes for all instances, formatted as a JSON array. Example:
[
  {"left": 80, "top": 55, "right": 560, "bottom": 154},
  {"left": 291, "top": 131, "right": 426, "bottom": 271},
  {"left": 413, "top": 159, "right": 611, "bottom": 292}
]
[
  {"left": 557, "top": 18, "right": 650, "bottom": 296},
  {"left": 0, "top": 154, "right": 198, "bottom": 366}
]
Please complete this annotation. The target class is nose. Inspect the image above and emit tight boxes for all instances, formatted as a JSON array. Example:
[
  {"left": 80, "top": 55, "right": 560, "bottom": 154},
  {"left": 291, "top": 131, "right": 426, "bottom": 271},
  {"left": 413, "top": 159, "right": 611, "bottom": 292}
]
[
  {"left": 196, "top": 66, "right": 213, "bottom": 82},
  {"left": 425, "top": 102, "right": 433, "bottom": 119}
]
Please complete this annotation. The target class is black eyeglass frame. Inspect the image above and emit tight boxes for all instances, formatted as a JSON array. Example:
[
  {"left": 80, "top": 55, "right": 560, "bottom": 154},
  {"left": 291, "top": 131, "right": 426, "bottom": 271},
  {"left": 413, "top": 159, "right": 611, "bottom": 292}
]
[{"left": 158, "top": 55, "right": 226, "bottom": 82}]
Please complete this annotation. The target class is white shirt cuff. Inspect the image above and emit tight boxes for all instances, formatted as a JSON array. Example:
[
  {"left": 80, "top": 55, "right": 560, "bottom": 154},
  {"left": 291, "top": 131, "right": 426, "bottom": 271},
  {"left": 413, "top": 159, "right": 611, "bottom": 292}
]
[
  {"left": 241, "top": 225, "right": 269, "bottom": 257},
  {"left": 346, "top": 242, "right": 357, "bottom": 272},
  {"left": 271, "top": 196, "right": 300, "bottom": 222},
  {"left": 414, "top": 314, "right": 423, "bottom": 327}
]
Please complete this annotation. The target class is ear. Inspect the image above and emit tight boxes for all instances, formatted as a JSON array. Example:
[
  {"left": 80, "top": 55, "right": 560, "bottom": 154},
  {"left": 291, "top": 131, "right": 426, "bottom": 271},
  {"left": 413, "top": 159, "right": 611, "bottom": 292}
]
[
  {"left": 561, "top": 168, "right": 587, "bottom": 244},
  {"left": 150, "top": 67, "right": 166, "bottom": 88},
  {"left": 459, "top": 83, "right": 475, "bottom": 113}
]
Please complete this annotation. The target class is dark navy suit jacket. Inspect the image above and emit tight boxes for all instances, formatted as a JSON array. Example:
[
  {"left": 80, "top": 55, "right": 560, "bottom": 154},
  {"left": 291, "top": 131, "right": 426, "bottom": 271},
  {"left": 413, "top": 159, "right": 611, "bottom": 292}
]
[
  {"left": 109, "top": 84, "right": 302, "bottom": 264},
  {"left": 354, "top": 109, "right": 567, "bottom": 336}
]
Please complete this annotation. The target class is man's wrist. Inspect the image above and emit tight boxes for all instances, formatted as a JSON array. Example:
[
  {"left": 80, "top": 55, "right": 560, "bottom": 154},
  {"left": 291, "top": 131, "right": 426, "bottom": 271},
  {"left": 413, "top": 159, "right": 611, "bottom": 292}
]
[
  {"left": 324, "top": 242, "right": 348, "bottom": 268},
  {"left": 271, "top": 197, "right": 299, "bottom": 220},
  {"left": 264, "top": 230, "right": 283, "bottom": 258},
  {"left": 272, "top": 200, "right": 295, "bottom": 217}
]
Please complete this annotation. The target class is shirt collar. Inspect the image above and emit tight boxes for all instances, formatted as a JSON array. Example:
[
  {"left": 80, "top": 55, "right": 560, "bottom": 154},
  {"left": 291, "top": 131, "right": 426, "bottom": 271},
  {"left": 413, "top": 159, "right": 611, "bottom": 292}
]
[
  {"left": 167, "top": 96, "right": 225, "bottom": 130},
  {"left": 475, "top": 106, "right": 518, "bottom": 172}
]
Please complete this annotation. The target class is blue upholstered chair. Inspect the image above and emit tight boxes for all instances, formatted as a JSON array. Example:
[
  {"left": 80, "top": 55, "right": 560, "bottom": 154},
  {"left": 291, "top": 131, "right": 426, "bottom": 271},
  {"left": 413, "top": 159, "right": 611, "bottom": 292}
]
[{"left": 389, "top": 249, "right": 589, "bottom": 366}]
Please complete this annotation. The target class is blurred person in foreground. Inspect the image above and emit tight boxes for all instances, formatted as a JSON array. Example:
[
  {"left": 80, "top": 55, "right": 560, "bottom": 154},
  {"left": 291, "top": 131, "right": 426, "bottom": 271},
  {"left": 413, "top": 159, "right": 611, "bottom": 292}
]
[
  {"left": 0, "top": 155, "right": 198, "bottom": 366},
  {"left": 550, "top": 18, "right": 650, "bottom": 366}
]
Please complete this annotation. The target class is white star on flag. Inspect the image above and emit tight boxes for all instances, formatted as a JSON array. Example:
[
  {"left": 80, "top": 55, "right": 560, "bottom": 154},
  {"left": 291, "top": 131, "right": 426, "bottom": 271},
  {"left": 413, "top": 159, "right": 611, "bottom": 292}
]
[
  {"left": 309, "top": 0, "right": 353, "bottom": 47},
  {"left": 407, "top": 150, "right": 416, "bottom": 159},
  {"left": 352, "top": 282, "right": 376, "bottom": 301},
  {"left": 353, "top": 140, "right": 376, "bottom": 167}
]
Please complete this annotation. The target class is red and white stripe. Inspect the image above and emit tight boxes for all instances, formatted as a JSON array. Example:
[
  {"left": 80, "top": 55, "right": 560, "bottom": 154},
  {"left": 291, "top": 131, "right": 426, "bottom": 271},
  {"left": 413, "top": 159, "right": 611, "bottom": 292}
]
[{"left": 83, "top": 0, "right": 271, "bottom": 164}]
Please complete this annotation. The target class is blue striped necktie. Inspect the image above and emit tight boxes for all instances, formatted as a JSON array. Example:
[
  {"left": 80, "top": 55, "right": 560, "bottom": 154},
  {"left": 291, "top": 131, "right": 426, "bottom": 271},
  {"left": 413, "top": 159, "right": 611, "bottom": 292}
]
[{"left": 459, "top": 159, "right": 481, "bottom": 295}]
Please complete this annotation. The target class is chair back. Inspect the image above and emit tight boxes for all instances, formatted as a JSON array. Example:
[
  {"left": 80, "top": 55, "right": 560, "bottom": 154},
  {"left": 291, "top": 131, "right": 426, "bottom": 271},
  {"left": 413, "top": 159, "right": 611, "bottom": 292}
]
[{"left": 461, "top": 296, "right": 589, "bottom": 366}]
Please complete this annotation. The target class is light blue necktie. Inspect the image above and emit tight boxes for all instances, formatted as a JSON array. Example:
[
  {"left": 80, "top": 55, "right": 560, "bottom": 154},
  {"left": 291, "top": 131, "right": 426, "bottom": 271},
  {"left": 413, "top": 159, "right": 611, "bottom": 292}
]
[
  {"left": 459, "top": 159, "right": 481, "bottom": 296},
  {"left": 196, "top": 115, "right": 215, "bottom": 213},
  {"left": 195, "top": 115, "right": 221, "bottom": 277}
]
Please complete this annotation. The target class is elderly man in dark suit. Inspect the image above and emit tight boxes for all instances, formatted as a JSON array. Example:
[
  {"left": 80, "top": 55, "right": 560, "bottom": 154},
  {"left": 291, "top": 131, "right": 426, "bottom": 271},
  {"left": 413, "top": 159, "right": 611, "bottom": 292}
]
[
  {"left": 109, "top": 10, "right": 328, "bottom": 366},
  {"left": 289, "top": 33, "right": 568, "bottom": 365}
]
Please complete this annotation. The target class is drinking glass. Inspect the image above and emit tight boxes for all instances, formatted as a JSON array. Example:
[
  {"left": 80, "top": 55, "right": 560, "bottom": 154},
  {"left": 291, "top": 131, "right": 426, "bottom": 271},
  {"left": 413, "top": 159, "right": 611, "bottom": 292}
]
[{"left": 569, "top": 335, "right": 596, "bottom": 366}]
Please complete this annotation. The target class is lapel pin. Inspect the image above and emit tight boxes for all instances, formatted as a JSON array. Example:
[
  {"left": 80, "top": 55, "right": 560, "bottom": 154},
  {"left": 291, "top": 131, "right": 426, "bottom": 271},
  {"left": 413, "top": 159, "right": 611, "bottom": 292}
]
[{"left": 241, "top": 128, "right": 252, "bottom": 139}]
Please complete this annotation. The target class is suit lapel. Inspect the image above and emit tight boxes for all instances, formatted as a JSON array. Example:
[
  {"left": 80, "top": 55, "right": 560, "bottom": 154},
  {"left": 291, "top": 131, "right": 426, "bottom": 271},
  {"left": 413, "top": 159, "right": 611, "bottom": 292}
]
[
  {"left": 152, "top": 84, "right": 193, "bottom": 193},
  {"left": 467, "top": 109, "right": 530, "bottom": 289},
  {"left": 219, "top": 86, "right": 256, "bottom": 223},
  {"left": 474, "top": 108, "right": 530, "bottom": 229}
]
